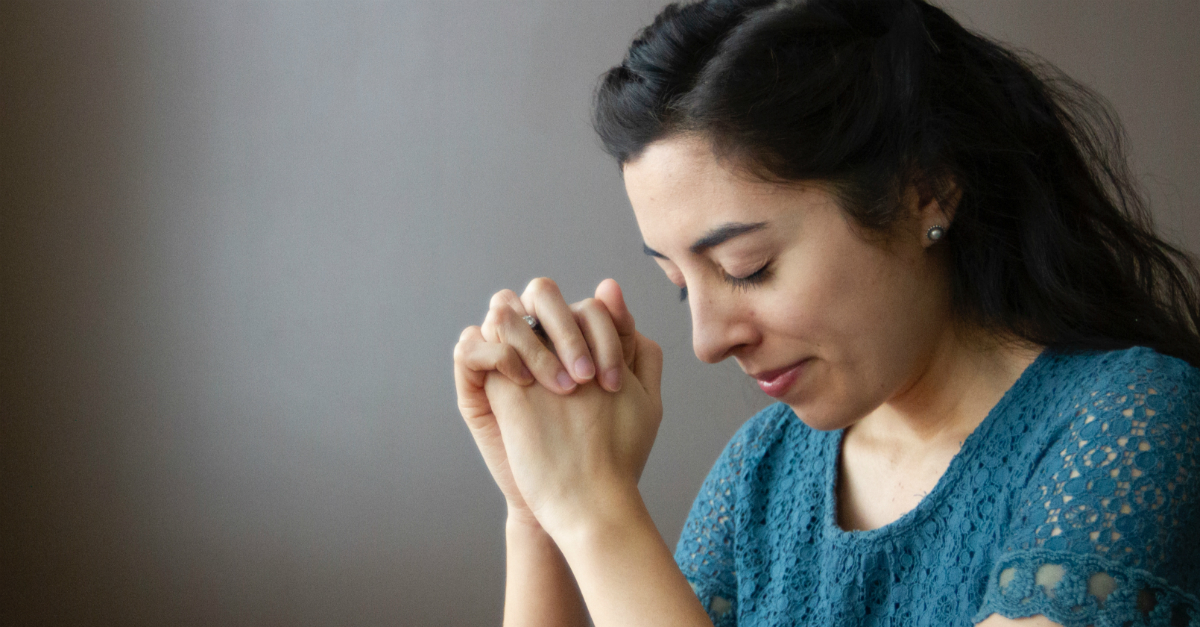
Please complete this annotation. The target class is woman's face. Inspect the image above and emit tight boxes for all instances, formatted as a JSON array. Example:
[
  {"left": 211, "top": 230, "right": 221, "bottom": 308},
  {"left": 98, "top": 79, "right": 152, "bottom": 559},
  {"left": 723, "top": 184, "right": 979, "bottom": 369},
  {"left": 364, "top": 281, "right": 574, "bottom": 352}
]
[{"left": 624, "top": 136, "right": 952, "bottom": 430}]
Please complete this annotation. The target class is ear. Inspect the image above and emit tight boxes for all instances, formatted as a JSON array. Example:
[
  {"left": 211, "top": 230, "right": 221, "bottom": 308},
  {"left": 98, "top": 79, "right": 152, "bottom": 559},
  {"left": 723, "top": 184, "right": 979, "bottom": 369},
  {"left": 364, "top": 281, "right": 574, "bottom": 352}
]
[{"left": 914, "top": 174, "right": 961, "bottom": 247}]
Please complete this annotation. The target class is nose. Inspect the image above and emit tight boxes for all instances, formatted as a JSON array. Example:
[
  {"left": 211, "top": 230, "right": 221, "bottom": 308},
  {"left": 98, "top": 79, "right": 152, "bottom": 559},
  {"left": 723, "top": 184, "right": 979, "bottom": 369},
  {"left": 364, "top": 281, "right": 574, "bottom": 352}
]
[{"left": 689, "top": 286, "right": 759, "bottom": 364}]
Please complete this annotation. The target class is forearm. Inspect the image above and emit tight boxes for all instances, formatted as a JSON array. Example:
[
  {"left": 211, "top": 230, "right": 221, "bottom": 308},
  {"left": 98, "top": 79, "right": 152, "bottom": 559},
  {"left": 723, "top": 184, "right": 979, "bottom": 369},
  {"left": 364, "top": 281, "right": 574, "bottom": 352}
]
[
  {"left": 503, "top": 515, "right": 589, "bottom": 627},
  {"left": 554, "top": 493, "right": 713, "bottom": 627}
]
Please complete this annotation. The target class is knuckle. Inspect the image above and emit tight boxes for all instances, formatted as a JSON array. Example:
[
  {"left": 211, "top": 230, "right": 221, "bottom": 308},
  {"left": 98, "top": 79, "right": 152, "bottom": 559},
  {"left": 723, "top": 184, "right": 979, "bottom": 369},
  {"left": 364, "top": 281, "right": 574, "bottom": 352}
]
[
  {"left": 525, "top": 277, "right": 560, "bottom": 298},
  {"left": 576, "top": 297, "right": 614, "bottom": 321},
  {"left": 490, "top": 306, "right": 515, "bottom": 325},
  {"left": 481, "top": 310, "right": 499, "bottom": 330},
  {"left": 489, "top": 289, "right": 517, "bottom": 309},
  {"left": 574, "top": 297, "right": 609, "bottom": 319}
]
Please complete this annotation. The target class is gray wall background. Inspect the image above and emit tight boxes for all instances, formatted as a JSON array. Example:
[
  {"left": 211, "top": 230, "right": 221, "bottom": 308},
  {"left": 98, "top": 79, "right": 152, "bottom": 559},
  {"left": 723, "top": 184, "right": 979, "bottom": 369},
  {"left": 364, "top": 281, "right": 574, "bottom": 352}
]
[{"left": 2, "top": 2, "right": 1196, "bottom": 625}]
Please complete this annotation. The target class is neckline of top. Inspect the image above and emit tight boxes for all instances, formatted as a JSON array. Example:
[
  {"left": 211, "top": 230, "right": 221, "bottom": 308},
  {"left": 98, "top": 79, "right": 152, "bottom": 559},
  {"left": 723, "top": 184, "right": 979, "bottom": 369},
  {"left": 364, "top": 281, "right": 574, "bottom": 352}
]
[{"left": 821, "top": 348, "right": 1056, "bottom": 544}]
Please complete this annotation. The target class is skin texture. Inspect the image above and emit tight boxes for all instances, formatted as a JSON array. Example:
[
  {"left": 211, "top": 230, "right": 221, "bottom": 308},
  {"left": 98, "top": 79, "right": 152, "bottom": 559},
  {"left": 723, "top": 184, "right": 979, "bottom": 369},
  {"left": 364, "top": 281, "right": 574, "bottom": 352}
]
[
  {"left": 628, "top": 136, "right": 1043, "bottom": 533},
  {"left": 452, "top": 135, "right": 1055, "bottom": 626},
  {"left": 629, "top": 136, "right": 956, "bottom": 432}
]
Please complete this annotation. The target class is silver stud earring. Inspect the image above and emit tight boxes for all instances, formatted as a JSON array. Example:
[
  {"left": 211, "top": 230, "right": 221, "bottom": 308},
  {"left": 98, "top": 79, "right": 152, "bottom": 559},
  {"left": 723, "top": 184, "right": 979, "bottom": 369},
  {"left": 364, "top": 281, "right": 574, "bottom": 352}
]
[{"left": 926, "top": 225, "right": 946, "bottom": 242}]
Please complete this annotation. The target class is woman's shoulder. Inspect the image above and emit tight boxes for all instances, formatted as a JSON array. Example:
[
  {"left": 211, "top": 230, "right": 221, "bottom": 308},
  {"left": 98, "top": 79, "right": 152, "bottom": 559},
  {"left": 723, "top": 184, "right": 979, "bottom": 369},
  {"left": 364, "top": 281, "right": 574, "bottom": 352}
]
[
  {"left": 1004, "top": 346, "right": 1200, "bottom": 469},
  {"left": 1021, "top": 346, "right": 1199, "bottom": 429},
  {"left": 1040, "top": 345, "right": 1200, "bottom": 395},
  {"left": 1013, "top": 344, "right": 1199, "bottom": 486},
  {"left": 978, "top": 346, "right": 1200, "bottom": 624},
  {"left": 1002, "top": 346, "right": 1199, "bottom": 559}
]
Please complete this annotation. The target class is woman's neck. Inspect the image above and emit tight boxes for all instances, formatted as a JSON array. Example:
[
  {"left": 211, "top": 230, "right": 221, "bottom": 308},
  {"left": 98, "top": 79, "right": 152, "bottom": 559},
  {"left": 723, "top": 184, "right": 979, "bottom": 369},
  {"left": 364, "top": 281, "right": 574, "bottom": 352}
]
[
  {"left": 835, "top": 328, "right": 1043, "bottom": 531},
  {"left": 854, "top": 327, "right": 1043, "bottom": 454}
]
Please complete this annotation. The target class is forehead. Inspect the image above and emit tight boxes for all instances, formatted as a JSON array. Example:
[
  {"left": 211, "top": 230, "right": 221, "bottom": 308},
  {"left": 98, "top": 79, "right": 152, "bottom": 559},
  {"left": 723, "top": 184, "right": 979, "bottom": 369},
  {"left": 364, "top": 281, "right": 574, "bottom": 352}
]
[{"left": 622, "top": 136, "right": 817, "bottom": 248}]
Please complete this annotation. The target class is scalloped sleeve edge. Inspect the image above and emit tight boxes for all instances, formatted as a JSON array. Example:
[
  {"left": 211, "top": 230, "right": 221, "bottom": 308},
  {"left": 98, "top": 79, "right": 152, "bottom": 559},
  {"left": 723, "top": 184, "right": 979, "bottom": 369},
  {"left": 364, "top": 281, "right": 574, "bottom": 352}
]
[{"left": 973, "top": 548, "right": 1200, "bottom": 627}]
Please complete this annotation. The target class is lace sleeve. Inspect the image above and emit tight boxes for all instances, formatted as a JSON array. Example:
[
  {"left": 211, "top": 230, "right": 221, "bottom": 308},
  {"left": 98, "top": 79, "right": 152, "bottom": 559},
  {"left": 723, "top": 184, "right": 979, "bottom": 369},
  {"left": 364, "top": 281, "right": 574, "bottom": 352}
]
[
  {"left": 976, "top": 350, "right": 1200, "bottom": 627},
  {"left": 674, "top": 405, "right": 787, "bottom": 627}
]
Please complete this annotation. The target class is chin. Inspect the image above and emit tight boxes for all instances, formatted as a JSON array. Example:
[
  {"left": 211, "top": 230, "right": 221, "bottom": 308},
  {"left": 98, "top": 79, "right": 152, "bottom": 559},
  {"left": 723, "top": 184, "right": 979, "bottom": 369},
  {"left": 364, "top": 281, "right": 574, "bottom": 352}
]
[
  {"left": 783, "top": 381, "right": 879, "bottom": 432},
  {"left": 780, "top": 360, "right": 886, "bottom": 432},
  {"left": 784, "top": 401, "right": 859, "bottom": 432}
]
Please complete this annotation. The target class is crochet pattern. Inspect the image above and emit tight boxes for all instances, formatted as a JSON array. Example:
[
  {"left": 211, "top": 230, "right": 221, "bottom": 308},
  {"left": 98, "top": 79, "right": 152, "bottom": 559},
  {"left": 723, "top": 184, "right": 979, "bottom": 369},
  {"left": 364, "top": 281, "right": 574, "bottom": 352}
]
[{"left": 674, "top": 347, "right": 1199, "bottom": 627}]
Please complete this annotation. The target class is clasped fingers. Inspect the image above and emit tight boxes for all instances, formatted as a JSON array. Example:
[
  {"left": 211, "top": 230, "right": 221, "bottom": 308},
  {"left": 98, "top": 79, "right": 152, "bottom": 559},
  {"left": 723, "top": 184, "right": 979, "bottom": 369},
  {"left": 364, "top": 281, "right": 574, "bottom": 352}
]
[
  {"left": 454, "top": 326, "right": 532, "bottom": 387},
  {"left": 520, "top": 278, "right": 632, "bottom": 393},
  {"left": 476, "top": 279, "right": 629, "bottom": 394},
  {"left": 518, "top": 278, "right": 597, "bottom": 386},
  {"left": 481, "top": 297, "right": 579, "bottom": 394},
  {"left": 569, "top": 297, "right": 624, "bottom": 392}
]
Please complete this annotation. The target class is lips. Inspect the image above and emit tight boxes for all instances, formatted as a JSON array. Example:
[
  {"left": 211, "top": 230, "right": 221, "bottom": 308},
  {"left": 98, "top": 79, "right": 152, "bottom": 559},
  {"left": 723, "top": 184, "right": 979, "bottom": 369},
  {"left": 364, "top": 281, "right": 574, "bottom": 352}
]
[{"left": 752, "top": 359, "right": 809, "bottom": 399}]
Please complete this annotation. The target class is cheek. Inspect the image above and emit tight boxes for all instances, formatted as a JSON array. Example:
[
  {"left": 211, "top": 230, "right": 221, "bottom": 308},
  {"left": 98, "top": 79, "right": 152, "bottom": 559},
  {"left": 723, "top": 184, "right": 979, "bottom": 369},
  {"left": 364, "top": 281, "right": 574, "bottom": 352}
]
[
  {"left": 768, "top": 243, "right": 886, "bottom": 340},
  {"left": 777, "top": 254, "right": 920, "bottom": 427},
  {"left": 775, "top": 238, "right": 931, "bottom": 360}
]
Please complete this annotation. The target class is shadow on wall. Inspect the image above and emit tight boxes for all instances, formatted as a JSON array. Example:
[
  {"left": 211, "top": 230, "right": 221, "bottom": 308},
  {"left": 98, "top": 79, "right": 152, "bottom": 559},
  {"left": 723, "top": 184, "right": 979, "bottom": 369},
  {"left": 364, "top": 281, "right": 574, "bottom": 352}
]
[
  {"left": 2, "top": 1, "right": 169, "bottom": 624},
  {"left": 2, "top": 3, "right": 476, "bottom": 625}
]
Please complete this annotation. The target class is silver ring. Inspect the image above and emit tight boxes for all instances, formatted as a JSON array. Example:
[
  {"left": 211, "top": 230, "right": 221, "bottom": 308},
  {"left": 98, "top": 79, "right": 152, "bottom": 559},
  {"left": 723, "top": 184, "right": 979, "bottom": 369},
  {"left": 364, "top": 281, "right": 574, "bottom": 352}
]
[{"left": 523, "top": 315, "right": 546, "bottom": 338}]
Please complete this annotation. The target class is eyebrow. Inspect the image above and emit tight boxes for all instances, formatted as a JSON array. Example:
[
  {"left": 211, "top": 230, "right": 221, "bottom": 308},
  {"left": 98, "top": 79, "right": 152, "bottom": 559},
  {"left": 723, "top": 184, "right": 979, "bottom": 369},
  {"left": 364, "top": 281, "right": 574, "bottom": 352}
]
[{"left": 642, "top": 221, "right": 769, "bottom": 259}]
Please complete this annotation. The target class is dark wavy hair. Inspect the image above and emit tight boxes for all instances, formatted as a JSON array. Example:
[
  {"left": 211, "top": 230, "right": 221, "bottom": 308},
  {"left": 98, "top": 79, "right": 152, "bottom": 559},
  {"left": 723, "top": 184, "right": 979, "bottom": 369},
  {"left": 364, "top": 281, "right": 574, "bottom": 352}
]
[{"left": 593, "top": 0, "right": 1200, "bottom": 367}]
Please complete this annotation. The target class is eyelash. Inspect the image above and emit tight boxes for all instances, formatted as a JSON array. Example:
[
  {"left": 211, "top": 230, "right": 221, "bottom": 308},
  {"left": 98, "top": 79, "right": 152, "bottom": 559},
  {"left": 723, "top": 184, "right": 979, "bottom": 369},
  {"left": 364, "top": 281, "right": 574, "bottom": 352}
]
[{"left": 679, "top": 263, "right": 773, "bottom": 302}]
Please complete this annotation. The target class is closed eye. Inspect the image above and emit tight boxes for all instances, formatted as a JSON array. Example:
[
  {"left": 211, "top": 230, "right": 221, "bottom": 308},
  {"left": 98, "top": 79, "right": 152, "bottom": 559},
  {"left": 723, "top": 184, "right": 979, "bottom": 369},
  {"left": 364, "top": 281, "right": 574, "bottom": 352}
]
[
  {"left": 678, "top": 263, "right": 772, "bottom": 302},
  {"left": 724, "top": 263, "right": 773, "bottom": 290}
]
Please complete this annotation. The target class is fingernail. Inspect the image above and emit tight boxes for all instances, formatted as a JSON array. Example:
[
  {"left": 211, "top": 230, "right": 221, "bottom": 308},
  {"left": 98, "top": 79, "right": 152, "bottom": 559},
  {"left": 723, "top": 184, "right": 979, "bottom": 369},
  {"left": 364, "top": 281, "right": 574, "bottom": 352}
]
[
  {"left": 574, "top": 356, "right": 595, "bottom": 380},
  {"left": 519, "top": 364, "right": 533, "bottom": 383},
  {"left": 556, "top": 370, "right": 576, "bottom": 392},
  {"left": 604, "top": 369, "right": 621, "bottom": 392}
]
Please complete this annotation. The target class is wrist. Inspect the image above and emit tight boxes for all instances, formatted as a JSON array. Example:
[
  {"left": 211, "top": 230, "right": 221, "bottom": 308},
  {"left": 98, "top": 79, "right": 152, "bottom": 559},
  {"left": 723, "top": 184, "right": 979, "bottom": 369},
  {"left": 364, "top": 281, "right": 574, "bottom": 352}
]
[
  {"left": 505, "top": 510, "right": 563, "bottom": 565},
  {"left": 505, "top": 504, "right": 546, "bottom": 535},
  {"left": 503, "top": 507, "right": 590, "bottom": 627},
  {"left": 545, "top": 485, "right": 655, "bottom": 559}
]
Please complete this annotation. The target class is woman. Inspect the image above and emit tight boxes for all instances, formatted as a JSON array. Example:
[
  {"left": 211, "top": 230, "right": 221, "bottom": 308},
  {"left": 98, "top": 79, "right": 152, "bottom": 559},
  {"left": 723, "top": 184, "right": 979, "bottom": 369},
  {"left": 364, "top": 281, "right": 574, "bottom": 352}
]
[{"left": 453, "top": 1, "right": 1200, "bottom": 625}]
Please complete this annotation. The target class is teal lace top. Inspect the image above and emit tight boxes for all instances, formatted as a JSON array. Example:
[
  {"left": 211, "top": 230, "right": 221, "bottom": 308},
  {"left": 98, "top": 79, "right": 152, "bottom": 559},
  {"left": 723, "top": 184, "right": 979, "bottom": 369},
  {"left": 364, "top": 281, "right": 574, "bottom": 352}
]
[{"left": 675, "top": 347, "right": 1200, "bottom": 626}]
